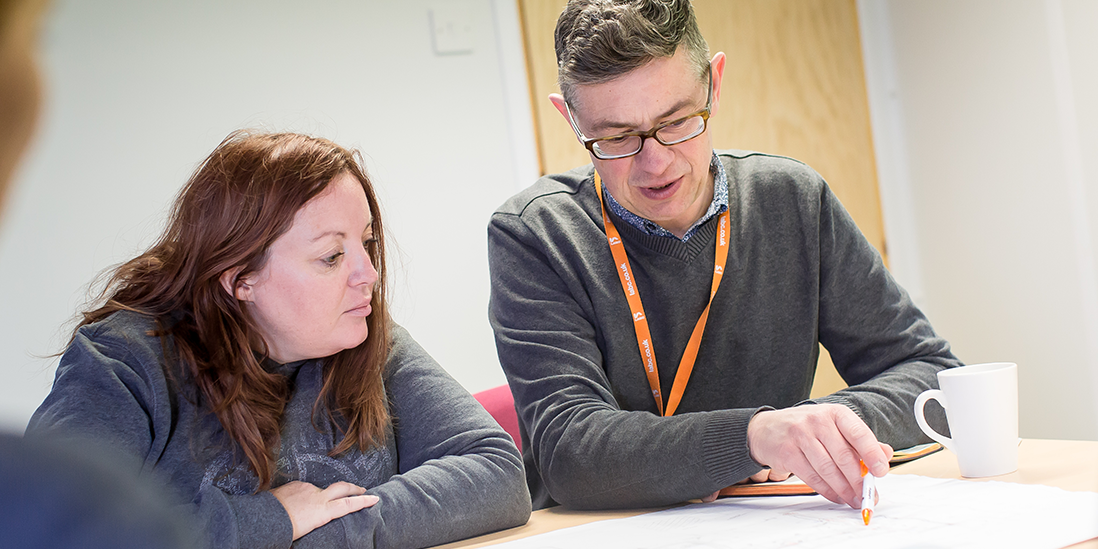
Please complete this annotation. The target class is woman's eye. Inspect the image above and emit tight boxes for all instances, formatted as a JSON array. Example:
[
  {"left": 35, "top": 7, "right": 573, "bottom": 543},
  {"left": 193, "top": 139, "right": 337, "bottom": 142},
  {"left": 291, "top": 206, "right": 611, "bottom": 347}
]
[
  {"left": 363, "top": 237, "right": 376, "bottom": 250},
  {"left": 323, "top": 251, "right": 345, "bottom": 266}
]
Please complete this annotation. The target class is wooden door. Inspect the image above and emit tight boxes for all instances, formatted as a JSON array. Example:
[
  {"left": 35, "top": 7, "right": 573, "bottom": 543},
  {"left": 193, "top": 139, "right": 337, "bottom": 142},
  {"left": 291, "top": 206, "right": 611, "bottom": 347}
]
[{"left": 517, "top": 0, "right": 884, "bottom": 397}]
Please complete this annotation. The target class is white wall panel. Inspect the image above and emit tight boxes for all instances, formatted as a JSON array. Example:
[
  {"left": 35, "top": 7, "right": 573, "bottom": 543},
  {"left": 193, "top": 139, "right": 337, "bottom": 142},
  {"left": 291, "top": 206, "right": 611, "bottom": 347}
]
[
  {"left": 864, "top": 0, "right": 1098, "bottom": 440},
  {"left": 0, "top": 0, "right": 538, "bottom": 431}
]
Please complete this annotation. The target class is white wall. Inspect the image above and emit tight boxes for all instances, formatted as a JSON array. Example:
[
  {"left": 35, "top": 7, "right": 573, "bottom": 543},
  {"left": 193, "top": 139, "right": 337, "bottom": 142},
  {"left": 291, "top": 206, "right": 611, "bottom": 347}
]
[
  {"left": 0, "top": 0, "right": 538, "bottom": 432},
  {"left": 6, "top": 0, "right": 1096, "bottom": 444},
  {"left": 861, "top": 0, "right": 1098, "bottom": 440}
]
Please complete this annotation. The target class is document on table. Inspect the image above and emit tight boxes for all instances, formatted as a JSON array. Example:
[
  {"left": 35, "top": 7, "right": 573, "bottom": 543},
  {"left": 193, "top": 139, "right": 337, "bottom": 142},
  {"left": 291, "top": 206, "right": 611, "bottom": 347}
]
[{"left": 495, "top": 475, "right": 1098, "bottom": 549}]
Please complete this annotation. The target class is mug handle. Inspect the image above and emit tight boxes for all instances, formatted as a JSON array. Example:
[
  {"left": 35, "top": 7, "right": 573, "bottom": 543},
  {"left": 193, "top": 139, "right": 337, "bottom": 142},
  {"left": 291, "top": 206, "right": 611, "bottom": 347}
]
[{"left": 914, "top": 389, "right": 954, "bottom": 452}]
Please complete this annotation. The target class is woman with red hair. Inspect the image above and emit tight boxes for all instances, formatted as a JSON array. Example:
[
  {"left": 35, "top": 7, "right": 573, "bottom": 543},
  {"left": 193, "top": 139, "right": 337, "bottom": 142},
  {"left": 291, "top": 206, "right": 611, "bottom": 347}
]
[{"left": 28, "top": 130, "right": 530, "bottom": 548}]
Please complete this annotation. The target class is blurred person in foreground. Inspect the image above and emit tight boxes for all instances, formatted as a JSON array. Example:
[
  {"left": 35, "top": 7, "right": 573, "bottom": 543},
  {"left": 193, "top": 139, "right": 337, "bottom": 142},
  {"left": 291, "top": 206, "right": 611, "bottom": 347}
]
[
  {"left": 27, "top": 130, "right": 532, "bottom": 548},
  {"left": 0, "top": 0, "right": 194, "bottom": 547},
  {"left": 488, "top": 0, "right": 958, "bottom": 511}
]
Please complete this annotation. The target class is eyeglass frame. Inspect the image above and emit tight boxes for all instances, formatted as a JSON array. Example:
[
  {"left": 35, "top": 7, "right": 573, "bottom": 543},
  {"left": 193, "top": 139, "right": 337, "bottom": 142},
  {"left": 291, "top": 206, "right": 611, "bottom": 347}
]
[{"left": 563, "top": 67, "right": 713, "bottom": 160}]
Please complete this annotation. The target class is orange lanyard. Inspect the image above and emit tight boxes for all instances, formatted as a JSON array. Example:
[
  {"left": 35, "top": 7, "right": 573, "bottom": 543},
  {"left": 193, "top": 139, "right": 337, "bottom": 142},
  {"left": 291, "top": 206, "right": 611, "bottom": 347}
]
[{"left": 594, "top": 171, "right": 730, "bottom": 417}]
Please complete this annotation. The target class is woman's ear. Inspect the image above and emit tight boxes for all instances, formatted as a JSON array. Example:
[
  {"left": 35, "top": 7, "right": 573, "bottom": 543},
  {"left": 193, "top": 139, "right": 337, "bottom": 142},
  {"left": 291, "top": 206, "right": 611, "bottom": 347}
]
[{"left": 219, "top": 267, "right": 252, "bottom": 301}]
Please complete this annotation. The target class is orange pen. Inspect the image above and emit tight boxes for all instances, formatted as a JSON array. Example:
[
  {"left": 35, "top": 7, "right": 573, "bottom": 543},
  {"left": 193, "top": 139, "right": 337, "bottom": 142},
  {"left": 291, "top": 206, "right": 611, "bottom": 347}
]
[{"left": 860, "top": 461, "right": 877, "bottom": 525}]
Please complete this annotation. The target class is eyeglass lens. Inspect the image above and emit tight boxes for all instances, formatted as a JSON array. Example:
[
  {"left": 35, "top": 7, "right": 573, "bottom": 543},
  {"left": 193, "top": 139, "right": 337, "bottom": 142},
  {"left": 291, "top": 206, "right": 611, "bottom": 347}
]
[{"left": 592, "top": 115, "right": 707, "bottom": 158}]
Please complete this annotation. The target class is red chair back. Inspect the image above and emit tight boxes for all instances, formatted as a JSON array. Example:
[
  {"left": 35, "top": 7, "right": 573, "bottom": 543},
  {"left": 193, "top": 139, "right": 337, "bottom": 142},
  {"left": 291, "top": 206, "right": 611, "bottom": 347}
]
[{"left": 473, "top": 384, "right": 522, "bottom": 453}]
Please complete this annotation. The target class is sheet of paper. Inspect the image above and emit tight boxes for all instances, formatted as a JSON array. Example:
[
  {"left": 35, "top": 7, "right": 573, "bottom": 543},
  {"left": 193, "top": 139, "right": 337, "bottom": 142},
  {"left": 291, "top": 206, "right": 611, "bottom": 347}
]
[{"left": 495, "top": 475, "right": 1098, "bottom": 548}]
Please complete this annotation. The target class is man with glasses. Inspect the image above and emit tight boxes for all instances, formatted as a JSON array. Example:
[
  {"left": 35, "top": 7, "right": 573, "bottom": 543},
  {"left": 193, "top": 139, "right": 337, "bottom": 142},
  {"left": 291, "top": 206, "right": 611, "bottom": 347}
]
[{"left": 488, "top": 0, "right": 958, "bottom": 511}]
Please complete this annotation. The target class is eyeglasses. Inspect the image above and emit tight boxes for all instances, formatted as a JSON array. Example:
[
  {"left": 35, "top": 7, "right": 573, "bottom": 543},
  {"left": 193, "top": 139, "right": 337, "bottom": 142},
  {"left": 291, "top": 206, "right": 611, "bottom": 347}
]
[{"left": 565, "top": 69, "right": 712, "bottom": 160}]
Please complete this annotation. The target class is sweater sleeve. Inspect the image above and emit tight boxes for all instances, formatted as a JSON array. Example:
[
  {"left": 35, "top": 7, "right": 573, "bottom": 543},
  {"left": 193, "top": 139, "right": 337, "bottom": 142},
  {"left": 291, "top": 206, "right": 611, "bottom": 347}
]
[
  {"left": 488, "top": 211, "right": 764, "bottom": 510},
  {"left": 26, "top": 323, "right": 294, "bottom": 549},
  {"left": 293, "top": 326, "right": 531, "bottom": 549},
  {"left": 810, "top": 181, "right": 958, "bottom": 447}
]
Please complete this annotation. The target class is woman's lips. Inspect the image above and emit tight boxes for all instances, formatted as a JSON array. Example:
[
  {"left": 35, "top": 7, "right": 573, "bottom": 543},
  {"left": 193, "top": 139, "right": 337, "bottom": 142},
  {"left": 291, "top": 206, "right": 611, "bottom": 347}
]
[{"left": 346, "top": 302, "right": 372, "bottom": 317}]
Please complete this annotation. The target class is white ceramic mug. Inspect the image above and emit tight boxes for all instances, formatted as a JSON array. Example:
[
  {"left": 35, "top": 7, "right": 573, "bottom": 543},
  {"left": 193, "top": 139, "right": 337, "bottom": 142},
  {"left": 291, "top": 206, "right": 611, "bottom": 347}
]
[{"left": 914, "top": 362, "right": 1018, "bottom": 477}]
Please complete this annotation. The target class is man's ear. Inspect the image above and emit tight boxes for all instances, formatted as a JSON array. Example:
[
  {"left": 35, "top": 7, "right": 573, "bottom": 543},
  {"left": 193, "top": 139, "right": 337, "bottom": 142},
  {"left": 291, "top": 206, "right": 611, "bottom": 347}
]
[
  {"left": 709, "top": 51, "right": 727, "bottom": 117},
  {"left": 549, "top": 93, "right": 569, "bottom": 120},
  {"left": 548, "top": 93, "right": 583, "bottom": 143},
  {"left": 219, "top": 267, "right": 252, "bottom": 302}
]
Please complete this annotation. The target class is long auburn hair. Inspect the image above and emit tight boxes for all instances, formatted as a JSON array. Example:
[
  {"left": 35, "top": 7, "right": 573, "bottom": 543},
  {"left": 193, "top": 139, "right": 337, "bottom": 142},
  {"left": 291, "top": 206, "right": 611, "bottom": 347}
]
[{"left": 77, "top": 131, "right": 392, "bottom": 489}]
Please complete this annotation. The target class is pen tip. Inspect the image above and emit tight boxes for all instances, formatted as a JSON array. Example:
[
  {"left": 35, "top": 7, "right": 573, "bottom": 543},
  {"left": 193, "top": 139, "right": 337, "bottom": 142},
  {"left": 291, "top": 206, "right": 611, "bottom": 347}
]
[{"left": 862, "top": 508, "right": 872, "bottom": 525}]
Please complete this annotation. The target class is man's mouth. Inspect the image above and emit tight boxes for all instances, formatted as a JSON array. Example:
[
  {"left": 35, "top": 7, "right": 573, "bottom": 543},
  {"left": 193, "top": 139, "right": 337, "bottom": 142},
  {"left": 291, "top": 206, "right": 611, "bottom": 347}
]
[{"left": 638, "top": 177, "right": 680, "bottom": 199}]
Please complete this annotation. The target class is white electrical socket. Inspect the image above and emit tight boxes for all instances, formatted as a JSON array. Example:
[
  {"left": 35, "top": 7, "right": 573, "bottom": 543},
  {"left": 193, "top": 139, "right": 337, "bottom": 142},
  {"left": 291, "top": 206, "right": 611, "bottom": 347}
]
[{"left": 430, "top": 3, "right": 475, "bottom": 55}]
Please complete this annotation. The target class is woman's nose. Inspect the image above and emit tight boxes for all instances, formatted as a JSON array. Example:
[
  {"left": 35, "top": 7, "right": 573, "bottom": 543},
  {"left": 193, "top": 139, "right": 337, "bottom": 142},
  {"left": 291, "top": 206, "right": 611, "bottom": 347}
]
[{"left": 349, "top": 247, "right": 379, "bottom": 288}]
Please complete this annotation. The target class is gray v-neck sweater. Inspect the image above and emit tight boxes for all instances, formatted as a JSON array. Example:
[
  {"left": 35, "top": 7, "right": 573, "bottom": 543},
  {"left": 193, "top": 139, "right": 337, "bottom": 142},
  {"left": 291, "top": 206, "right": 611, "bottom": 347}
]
[{"left": 488, "top": 150, "right": 958, "bottom": 510}]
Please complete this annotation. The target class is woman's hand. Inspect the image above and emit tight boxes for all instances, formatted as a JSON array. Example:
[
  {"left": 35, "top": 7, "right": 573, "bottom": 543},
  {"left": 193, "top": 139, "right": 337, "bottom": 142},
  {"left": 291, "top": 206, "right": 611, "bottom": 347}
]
[{"left": 271, "top": 480, "right": 379, "bottom": 541}]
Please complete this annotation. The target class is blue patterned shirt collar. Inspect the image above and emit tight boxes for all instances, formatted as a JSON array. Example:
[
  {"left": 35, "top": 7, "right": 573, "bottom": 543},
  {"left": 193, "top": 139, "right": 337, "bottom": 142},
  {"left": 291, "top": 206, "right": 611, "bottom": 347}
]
[{"left": 602, "top": 152, "right": 729, "bottom": 242}]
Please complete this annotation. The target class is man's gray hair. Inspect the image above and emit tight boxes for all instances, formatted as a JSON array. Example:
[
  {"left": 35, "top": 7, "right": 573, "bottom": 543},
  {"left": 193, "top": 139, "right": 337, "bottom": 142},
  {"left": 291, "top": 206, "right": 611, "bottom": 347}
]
[{"left": 554, "top": 0, "right": 710, "bottom": 104}]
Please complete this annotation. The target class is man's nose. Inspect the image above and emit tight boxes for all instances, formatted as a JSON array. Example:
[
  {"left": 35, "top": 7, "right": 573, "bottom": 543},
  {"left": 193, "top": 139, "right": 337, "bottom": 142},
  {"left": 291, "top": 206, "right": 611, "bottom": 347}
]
[{"left": 633, "top": 135, "right": 674, "bottom": 172}]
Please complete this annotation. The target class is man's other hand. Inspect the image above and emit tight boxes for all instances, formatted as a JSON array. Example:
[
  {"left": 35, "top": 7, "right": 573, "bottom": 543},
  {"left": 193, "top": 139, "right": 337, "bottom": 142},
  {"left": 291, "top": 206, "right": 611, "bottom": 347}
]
[
  {"left": 746, "top": 404, "right": 893, "bottom": 508},
  {"left": 737, "top": 468, "right": 792, "bottom": 484}
]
